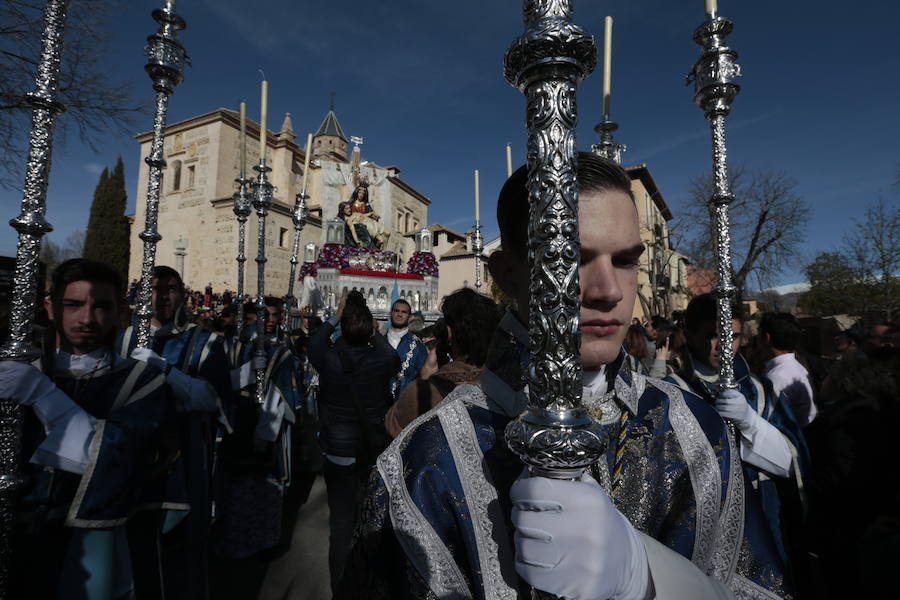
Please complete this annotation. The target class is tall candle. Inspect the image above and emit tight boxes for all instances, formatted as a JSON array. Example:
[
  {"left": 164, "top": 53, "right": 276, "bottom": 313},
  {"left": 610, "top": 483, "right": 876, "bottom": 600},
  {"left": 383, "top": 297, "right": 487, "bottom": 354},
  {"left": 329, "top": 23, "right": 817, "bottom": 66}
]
[
  {"left": 474, "top": 169, "right": 480, "bottom": 222},
  {"left": 259, "top": 80, "right": 268, "bottom": 161},
  {"left": 239, "top": 101, "right": 246, "bottom": 176},
  {"left": 602, "top": 16, "right": 613, "bottom": 118},
  {"left": 301, "top": 133, "right": 313, "bottom": 193},
  {"left": 705, "top": 0, "right": 717, "bottom": 15},
  {"left": 506, "top": 144, "right": 513, "bottom": 178}
]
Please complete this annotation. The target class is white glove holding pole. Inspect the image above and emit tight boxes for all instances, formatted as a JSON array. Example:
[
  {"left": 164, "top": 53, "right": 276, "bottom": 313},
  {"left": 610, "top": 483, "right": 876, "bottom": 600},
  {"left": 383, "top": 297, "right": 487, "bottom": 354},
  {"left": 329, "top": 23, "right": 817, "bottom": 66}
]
[
  {"left": 0, "top": 361, "right": 97, "bottom": 474},
  {"left": 510, "top": 471, "right": 650, "bottom": 600},
  {"left": 131, "top": 348, "right": 217, "bottom": 413},
  {"left": 714, "top": 388, "right": 759, "bottom": 434}
]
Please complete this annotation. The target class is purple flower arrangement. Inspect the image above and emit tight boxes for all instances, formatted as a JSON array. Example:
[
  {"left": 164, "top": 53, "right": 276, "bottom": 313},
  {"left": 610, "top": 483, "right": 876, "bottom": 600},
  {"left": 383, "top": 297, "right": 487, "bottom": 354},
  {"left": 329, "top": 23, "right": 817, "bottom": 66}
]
[{"left": 407, "top": 251, "right": 438, "bottom": 277}]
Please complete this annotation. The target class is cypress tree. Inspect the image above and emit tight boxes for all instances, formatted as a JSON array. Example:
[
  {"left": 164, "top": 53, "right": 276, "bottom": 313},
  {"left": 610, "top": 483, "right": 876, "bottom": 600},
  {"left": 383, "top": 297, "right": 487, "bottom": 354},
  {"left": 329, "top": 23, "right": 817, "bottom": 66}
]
[{"left": 84, "top": 157, "right": 130, "bottom": 277}]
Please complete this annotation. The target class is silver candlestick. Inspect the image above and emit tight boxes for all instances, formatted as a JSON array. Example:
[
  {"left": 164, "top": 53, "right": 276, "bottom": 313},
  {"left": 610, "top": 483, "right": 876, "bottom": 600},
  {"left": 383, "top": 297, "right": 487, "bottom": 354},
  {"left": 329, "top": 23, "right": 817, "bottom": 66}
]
[
  {"left": 689, "top": 9, "right": 742, "bottom": 391},
  {"left": 472, "top": 222, "right": 484, "bottom": 292},
  {"left": 285, "top": 191, "right": 309, "bottom": 321},
  {"left": 503, "top": 0, "right": 604, "bottom": 483},
  {"left": 134, "top": 0, "right": 188, "bottom": 348},
  {"left": 591, "top": 118, "right": 626, "bottom": 165},
  {"left": 252, "top": 158, "right": 274, "bottom": 405},
  {"left": 0, "top": 1, "right": 69, "bottom": 590},
  {"left": 233, "top": 172, "right": 251, "bottom": 336}
]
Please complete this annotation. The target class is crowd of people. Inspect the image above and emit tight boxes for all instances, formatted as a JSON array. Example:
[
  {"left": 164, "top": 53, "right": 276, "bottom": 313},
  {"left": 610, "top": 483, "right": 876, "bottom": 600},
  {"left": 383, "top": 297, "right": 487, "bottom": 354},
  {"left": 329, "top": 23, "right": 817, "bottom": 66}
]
[{"left": 1, "top": 153, "right": 897, "bottom": 599}]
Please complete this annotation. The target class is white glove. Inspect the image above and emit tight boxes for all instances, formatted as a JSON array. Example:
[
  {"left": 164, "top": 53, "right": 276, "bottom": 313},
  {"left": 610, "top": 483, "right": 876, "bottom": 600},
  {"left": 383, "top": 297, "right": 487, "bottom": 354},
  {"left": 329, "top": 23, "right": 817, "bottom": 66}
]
[
  {"left": 714, "top": 388, "right": 759, "bottom": 434},
  {"left": 510, "top": 472, "right": 649, "bottom": 600},
  {"left": 130, "top": 347, "right": 169, "bottom": 373}
]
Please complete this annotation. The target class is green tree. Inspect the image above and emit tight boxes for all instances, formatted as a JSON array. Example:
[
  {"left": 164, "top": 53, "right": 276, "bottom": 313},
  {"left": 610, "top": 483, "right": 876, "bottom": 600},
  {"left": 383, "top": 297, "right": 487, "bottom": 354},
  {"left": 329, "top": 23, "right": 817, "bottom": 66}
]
[{"left": 83, "top": 157, "right": 129, "bottom": 277}]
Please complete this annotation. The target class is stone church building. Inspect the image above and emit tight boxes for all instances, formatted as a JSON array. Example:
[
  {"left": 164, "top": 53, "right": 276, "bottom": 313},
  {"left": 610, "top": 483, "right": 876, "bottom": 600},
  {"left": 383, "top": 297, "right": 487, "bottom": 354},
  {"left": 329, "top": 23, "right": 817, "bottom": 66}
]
[{"left": 127, "top": 107, "right": 432, "bottom": 296}]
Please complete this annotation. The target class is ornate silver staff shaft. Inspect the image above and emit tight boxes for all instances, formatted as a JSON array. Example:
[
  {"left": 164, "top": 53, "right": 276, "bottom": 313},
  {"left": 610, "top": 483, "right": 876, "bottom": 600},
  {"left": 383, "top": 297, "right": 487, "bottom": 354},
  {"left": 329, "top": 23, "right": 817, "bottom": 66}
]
[
  {"left": 472, "top": 221, "right": 484, "bottom": 292},
  {"left": 690, "top": 9, "right": 742, "bottom": 390},
  {"left": 233, "top": 173, "right": 251, "bottom": 336},
  {"left": 252, "top": 159, "right": 274, "bottom": 405},
  {"left": 503, "top": 0, "right": 604, "bottom": 482},
  {"left": 0, "top": 1, "right": 69, "bottom": 590},
  {"left": 285, "top": 191, "right": 308, "bottom": 317},
  {"left": 134, "top": 1, "right": 187, "bottom": 348}
]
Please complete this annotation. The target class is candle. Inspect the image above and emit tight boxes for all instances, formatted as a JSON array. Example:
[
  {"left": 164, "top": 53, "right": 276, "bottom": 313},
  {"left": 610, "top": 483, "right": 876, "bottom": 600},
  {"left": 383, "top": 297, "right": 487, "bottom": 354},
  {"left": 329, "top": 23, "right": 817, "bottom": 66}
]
[
  {"left": 506, "top": 144, "right": 513, "bottom": 178},
  {"left": 705, "top": 0, "right": 717, "bottom": 15},
  {"left": 259, "top": 79, "right": 268, "bottom": 161},
  {"left": 239, "top": 101, "right": 246, "bottom": 176},
  {"left": 301, "top": 133, "right": 313, "bottom": 193},
  {"left": 602, "top": 16, "right": 612, "bottom": 118},
  {"left": 474, "top": 169, "right": 480, "bottom": 223}
]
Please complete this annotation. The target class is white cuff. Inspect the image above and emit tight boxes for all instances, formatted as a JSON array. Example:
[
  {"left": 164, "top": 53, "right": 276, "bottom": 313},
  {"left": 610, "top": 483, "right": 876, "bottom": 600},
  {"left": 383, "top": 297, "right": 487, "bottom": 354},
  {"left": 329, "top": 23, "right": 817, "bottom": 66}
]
[
  {"left": 30, "top": 407, "right": 97, "bottom": 475},
  {"left": 638, "top": 533, "right": 735, "bottom": 599},
  {"left": 738, "top": 417, "right": 792, "bottom": 478}
]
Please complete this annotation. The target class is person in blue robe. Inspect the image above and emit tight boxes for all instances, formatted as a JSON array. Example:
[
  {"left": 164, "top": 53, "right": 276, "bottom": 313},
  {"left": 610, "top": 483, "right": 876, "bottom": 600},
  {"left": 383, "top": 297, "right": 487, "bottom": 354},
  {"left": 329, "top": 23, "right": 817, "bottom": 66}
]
[
  {"left": 116, "top": 265, "right": 231, "bottom": 600},
  {"left": 337, "top": 154, "right": 791, "bottom": 599},
  {"left": 2, "top": 258, "right": 185, "bottom": 600},
  {"left": 665, "top": 293, "right": 810, "bottom": 587},
  {"left": 383, "top": 298, "right": 427, "bottom": 399},
  {"left": 215, "top": 296, "right": 303, "bottom": 562}
]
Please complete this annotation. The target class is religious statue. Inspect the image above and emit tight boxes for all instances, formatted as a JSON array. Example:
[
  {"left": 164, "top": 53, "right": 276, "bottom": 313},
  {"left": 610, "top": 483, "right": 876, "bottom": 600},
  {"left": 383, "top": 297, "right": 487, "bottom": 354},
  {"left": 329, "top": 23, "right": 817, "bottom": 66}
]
[{"left": 337, "top": 185, "right": 390, "bottom": 249}]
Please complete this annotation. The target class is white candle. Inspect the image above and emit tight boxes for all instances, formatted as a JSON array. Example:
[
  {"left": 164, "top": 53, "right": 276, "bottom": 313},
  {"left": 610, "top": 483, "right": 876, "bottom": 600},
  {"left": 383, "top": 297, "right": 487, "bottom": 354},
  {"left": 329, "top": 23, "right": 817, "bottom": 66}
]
[
  {"left": 602, "top": 16, "right": 613, "bottom": 118},
  {"left": 301, "top": 133, "right": 313, "bottom": 193},
  {"left": 474, "top": 169, "right": 480, "bottom": 223},
  {"left": 239, "top": 101, "right": 246, "bottom": 176},
  {"left": 506, "top": 144, "right": 513, "bottom": 178},
  {"left": 705, "top": 0, "right": 717, "bottom": 15},
  {"left": 259, "top": 80, "right": 268, "bottom": 161}
]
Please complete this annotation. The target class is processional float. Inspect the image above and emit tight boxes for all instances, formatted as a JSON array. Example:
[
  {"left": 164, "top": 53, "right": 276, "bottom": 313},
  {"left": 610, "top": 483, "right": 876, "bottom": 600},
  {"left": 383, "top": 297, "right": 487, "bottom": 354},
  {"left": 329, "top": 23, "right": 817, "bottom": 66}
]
[
  {"left": 134, "top": 0, "right": 188, "bottom": 348},
  {"left": 0, "top": 1, "right": 70, "bottom": 591},
  {"left": 502, "top": 0, "right": 605, "bottom": 492},
  {"left": 690, "top": 0, "right": 742, "bottom": 395}
]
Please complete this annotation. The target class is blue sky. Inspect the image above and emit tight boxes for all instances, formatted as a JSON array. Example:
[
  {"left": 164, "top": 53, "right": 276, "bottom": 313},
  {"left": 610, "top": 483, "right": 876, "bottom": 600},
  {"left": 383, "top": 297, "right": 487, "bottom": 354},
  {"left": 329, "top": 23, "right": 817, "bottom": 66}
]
[{"left": 1, "top": 0, "right": 898, "bottom": 287}]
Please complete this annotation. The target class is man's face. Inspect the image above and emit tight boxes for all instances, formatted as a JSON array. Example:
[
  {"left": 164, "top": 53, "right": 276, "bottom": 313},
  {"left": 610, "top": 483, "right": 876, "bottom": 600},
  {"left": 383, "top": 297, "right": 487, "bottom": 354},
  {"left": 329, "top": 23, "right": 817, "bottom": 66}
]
[
  {"left": 686, "top": 317, "right": 741, "bottom": 370},
  {"left": 48, "top": 280, "right": 120, "bottom": 355},
  {"left": 492, "top": 188, "right": 644, "bottom": 369},
  {"left": 151, "top": 276, "right": 183, "bottom": 325},
  {"left": 834, "top": 335, "right": 854, "bottom": 353},
  {"left": 265, "top": 305, "right": 282, "bottom": 334},
  {"left": 644, "top": 322, "right": 657, "bottom": 339},
  {"left": 391, "top": 302, "right": 411, "bottom": 329}
]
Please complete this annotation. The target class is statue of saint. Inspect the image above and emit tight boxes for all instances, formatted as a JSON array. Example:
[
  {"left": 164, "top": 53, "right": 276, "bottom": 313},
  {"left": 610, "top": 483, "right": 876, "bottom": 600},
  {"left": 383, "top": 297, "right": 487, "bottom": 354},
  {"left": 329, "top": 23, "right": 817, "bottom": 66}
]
[{"left": 338, "top": 185, "right": 390, "bottom": 249}]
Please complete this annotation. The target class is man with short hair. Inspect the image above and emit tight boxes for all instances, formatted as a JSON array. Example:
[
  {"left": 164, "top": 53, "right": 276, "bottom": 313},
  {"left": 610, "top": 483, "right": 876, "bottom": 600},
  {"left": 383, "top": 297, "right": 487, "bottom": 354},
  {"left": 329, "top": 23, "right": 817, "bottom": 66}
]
[
  {"left": 2, "top": 258, "right": 183, "bottom": 599},
  {"left": 339, "top": 154, "right": 789, "bottom": 599},
  {"left": 760, "top": 312, "right": 817, "bottom": 427},
  {"left": 117, "top": 265, "right": 231, "bottom": 600},
  {"left": 384, "top": 298, "right": 427, "bottom": 398}
]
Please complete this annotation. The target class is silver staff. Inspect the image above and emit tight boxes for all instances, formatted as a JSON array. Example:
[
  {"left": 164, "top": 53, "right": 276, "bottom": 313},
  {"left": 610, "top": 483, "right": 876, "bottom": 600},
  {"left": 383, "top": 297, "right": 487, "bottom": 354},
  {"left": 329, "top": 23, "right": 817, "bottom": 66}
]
[
  {"left": 503, "top": 1, "right": 604, "bottom": 483},
  {"left": 134, "top": 0, "right": 188, "bottom": 348},
  {"left": 233, "top": 175, "right": 251, "bottom": 336},
  {"left": 472, "top": 221, "right": 484, "bottom": 292},
  {"left": 251, "top": 157, "right": 274, "bottom": 405},
  {"left": 689, "top": 5, "right": 741, "bottom": 390},
  {"left": 0, "top": 0, "right": 69, "bottom": 590},
  {"left": 285, "top": 191, "right": 308, "bottom": 320},
  {"left": 592, "top": 16, "right": 626, "bottom": 164}
]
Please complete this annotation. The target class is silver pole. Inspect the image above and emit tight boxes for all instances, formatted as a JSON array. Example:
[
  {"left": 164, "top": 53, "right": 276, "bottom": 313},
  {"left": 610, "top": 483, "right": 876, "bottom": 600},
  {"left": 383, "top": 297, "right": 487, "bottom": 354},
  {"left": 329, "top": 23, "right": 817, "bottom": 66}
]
[
  {"left": 689, "top": 10, "right": 742, "bottom": 391},
  {"left": 252, "top": 158, "right": 274, "bottom": 405},
  {"left": 285, "top": 191, "right": 308, "bottom": 319},
  {"left": 503, "top": 1, "right": 604, "bottom": 484},
  {"left": 0, "top": 0, "right": 69, "bottom": 591},
  {"left": 134, "top": 1, "right": 188, "bottom": 348},
  {"left": 472, "top": 221, "right": 484, "bottom": 292},
  {"left": 233, "top": 174, "right": 251, "bottom": 337}
]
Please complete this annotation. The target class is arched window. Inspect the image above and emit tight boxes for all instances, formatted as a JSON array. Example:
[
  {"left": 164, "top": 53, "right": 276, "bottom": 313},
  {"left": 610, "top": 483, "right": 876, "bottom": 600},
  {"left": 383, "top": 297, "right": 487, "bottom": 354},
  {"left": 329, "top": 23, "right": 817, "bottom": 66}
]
[{"left": 171, "top": 160, "right": 182, "bottom": 191}]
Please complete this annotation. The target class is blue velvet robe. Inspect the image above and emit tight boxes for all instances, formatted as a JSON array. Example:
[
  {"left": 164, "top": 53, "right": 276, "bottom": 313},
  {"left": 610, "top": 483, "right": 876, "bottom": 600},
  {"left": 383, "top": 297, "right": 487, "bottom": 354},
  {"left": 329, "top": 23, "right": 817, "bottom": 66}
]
[
  {"left": 665, "top": 354, "right": 810, "bottom": 565},
  {"left": 390, "top": 331, "right": 427, "bottom": 399},
  {"left": 12, "top": 352, "right": 183, "bottom": 599},
  {"left": 337, "top": 315, "right": 792, "bottom": 599}
]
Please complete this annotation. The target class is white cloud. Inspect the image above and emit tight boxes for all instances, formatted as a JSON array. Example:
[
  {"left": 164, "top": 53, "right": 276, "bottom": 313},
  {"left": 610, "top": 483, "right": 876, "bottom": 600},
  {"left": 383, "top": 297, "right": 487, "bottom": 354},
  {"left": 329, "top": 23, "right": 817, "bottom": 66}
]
[{"left": 84, "top": 162, "right": 105, "bottom": 176}]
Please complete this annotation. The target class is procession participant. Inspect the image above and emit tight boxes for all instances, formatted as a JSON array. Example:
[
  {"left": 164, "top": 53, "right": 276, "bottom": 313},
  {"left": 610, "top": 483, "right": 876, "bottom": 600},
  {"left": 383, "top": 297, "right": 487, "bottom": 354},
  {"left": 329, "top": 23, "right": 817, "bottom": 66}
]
[
  {"left": 383, "top": 298, "right": 427, "bottom": 399},
  {"left": 216, "top": 296, "right": 302, "bottom": 561},
  {"left": 338, "top": 154, "right": 789, "bottom": 599},
  {"left": 759, "top": 312, "right": 817, "bottom": 427},
  {"left": 117, "top": 265, "right": 231, "bottom": 600},
  {"left": 666, "top": 294, "right": 809, "bottom": 566},
  {"left": 4, "top": 258, "right": 184, "bottom": 599}
]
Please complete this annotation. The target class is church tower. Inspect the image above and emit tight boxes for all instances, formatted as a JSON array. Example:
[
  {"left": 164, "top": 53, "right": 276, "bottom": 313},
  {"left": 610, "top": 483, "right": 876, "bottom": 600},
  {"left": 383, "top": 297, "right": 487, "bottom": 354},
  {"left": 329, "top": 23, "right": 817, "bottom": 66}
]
[{"left": 312, "top": 109, "right": 348, "bottom": 162}]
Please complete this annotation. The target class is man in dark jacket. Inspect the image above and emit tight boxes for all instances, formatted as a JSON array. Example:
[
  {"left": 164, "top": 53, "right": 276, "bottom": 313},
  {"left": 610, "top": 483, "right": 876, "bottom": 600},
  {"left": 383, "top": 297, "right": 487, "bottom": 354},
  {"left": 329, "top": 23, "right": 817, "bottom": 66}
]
[{"left": 308, "top": 291, "right": 400, "bottom": 592}]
